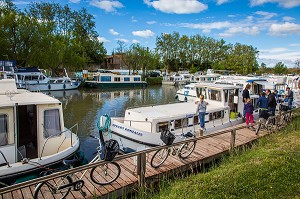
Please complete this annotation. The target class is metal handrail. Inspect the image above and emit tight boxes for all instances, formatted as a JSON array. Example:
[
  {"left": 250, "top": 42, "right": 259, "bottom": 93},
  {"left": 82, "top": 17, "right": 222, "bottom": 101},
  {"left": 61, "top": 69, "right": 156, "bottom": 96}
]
[{"left": 0, "top": 150, "right": 11, "bottom": 168}]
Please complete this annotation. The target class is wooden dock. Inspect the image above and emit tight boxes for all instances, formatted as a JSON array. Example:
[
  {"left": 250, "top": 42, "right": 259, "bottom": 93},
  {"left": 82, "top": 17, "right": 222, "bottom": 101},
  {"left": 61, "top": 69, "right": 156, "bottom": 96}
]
[{"left": 0, "top": 122, "right": 274, "bottom": 199}]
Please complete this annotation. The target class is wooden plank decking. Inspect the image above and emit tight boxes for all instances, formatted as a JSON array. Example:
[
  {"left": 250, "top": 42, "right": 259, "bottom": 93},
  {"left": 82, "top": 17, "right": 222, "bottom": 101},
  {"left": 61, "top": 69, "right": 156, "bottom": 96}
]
[{"left": 1, "top": 124, "right": 270, "bottom": 199}]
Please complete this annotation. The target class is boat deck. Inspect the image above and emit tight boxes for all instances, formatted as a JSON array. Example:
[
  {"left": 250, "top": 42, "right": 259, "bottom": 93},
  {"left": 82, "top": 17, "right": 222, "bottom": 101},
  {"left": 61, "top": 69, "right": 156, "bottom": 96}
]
[{"left": 0, "top": 123, "right": 271, "bottom": 199}]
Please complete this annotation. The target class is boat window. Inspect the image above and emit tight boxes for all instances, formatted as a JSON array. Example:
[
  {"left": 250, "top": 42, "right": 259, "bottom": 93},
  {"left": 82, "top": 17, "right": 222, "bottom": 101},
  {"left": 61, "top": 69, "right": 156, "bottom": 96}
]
[
  {"left": 114, "top": 77, "right": 121, "bottom": 82},
  {"left": 124, "top": 77, "right": 130, "bottom": 81},
  {"left": 208, "top": 89, "right": 221, "bottom": 101},
  {"left": 157, "top": 122, "right": 168, "bottom": 133},
  {"left": 224, "top": 90, "right": 229, "bottom": 103},
  {"left": 44, "top": 109, "right": 61, "bottom": 138},
  {"left": 196, "top": 87, "right": 206, "bottom": 99},
  {"left": 100, "top": 76, "right": 111, "bottom": 82},
  {"left": 209, "top": 111, "right": 224, "bottom": 121},
  {"left": 174, "top": 118, "right": 188, "bottom": 129},
  {"left": 0, "top": 114, "right": 8, "bottom": 146},
  {"left": 134, "top": 77, "right": 141, "bottom": 81}
]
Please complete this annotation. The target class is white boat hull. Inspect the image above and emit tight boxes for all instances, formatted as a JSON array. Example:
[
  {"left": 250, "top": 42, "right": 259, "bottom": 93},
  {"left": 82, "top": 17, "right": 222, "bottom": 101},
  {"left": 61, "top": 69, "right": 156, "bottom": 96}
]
[{"left": 26, "top": 82, "right": 81, "bottom": 91}]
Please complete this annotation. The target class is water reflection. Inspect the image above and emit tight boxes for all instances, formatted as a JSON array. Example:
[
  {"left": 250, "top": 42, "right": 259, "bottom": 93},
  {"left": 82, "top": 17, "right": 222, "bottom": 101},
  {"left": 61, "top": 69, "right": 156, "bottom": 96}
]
[{"left": 45, "top": 85, "right": 178, "bottom": 160}]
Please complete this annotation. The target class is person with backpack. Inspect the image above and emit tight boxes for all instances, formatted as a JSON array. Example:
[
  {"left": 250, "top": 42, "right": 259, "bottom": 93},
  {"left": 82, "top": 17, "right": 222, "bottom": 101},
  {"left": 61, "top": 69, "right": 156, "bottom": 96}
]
[{"left": 266, "top": 89, "right": 276, "bottom": 116}]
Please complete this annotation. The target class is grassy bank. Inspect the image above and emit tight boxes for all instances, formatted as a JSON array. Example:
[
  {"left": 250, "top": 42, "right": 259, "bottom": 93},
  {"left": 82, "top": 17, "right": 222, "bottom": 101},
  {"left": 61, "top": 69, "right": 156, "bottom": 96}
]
[{"left": 141, "top": 116, "right": 300, "bottom": 199}]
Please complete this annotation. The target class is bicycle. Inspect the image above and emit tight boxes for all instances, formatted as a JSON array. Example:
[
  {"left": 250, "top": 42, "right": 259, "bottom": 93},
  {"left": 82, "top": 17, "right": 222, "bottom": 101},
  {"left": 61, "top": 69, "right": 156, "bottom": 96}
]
[
  {"left": 255, "top": 109, "right": 275, "bottom": 135},
  {"left": 277, "top": 104, "right": 292, "bottom": 127},
  {"left": 33, "top": 130, "right": 121, "bottom": 199},
  {"left": 150, "top": 131, "right": 196, "bottom": 168}
]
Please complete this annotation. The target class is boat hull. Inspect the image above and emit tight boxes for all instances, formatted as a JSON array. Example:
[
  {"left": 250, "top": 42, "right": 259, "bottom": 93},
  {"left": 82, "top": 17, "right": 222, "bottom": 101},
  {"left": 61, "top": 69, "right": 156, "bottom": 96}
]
[
  {"left": 26, "top": 82, "right": 81, "bottom": 91},
  {"left": 85, "top": 81, "right": 147, "bottom": 88}
]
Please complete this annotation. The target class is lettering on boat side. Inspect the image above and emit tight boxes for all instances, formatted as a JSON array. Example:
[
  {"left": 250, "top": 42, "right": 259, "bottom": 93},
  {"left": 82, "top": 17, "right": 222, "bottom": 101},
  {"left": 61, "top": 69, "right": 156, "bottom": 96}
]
[{"left": 112, "top": 124, "right": 143, "bottom": 136}]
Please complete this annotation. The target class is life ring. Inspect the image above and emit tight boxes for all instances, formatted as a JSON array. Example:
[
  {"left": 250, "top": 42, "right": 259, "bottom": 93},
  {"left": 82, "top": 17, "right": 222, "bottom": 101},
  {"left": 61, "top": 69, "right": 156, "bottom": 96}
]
[
  {"left": 63, "top": 84, "right": 66, "bottom": 89},
  {"left": 48, "top": 84, "right": 51, "bottom": 90}
]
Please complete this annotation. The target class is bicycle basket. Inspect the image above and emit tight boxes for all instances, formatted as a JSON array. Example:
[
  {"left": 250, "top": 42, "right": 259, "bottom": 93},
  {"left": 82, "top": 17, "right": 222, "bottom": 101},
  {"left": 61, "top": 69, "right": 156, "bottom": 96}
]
[
  {"left": 160, "top": 130, "right": 176, "bottom": 145},
  {"left": 104, "top": 139, "right": 119, "bottom": 161}
]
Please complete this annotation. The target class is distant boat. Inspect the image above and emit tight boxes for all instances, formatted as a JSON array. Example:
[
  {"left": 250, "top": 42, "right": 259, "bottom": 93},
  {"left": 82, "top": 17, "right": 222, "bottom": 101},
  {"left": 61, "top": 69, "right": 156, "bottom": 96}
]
[
  {"left": 0, "top": 79, "right": 80, "bottom": 182},
  {"left": 12, "top": 67, "right": 81, "bottom": 91},
  {"left": 84, "top": 70, "right": 147, "bottom": 88}
]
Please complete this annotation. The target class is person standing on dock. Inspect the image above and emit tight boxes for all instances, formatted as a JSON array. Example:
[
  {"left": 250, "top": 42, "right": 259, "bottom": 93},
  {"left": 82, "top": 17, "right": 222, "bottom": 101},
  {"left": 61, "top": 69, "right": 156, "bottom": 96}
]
[
  {"left": 256, "top": 92, "right": 268, "bottom": 117},
  {"left": 242, "top": 84, "right": 251, "bottom": 117},
  {"left": 266, "top": 89, "right": 276, "bottom": 116},
  {"left": 195, "top": 95, "right": 207, "bottom": 131},
  {"left": 244, "top": 98, "right": 255, "bottom": 129}
]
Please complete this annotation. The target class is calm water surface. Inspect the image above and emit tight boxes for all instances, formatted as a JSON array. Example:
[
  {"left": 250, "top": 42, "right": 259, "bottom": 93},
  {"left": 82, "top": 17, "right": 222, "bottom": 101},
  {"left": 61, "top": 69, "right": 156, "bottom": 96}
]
[{"left": 45, "top": 85, "right": 178, "bottom": 160}]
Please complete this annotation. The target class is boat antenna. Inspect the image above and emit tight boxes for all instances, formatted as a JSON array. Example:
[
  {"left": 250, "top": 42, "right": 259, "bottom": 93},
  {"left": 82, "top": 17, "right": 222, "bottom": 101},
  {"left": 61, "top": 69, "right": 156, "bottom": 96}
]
[{"left": 64, "top": 68, "right": 69, "bottom": 78}]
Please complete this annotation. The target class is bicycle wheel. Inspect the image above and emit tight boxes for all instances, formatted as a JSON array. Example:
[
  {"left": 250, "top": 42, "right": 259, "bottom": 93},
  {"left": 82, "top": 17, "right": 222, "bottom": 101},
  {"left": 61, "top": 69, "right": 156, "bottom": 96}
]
[
  {"left": 90, "top": 162, "right": 121, "bottom": 185},
  {"left": 150, "top": 148, "right": 170, "bottom": 168},
  {"left": 178, "top": 141, "right": 196, "bottom": 159},
  {"left": 33, "top": 176, "right": 72, "bottom": 199}
]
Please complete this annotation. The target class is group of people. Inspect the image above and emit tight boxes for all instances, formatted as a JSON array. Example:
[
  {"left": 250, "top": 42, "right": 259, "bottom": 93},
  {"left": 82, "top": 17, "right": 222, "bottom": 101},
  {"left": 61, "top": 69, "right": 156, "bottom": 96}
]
[
  {"left": 243, "top": 84, "right": 294, "bottom": 129},
  {"left": 195, "top": 84, "right": 294, "bottom": 132}
]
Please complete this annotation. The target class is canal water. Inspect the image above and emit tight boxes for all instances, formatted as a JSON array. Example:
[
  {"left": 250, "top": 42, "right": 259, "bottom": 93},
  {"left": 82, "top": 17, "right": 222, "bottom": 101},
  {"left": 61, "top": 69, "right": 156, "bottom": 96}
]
[{"left": 45, "top": 85, "right": 178, "bottom": 161}]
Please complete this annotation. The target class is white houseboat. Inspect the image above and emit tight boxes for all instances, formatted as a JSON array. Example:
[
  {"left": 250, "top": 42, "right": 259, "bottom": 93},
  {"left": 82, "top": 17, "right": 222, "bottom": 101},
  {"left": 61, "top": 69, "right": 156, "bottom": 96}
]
[
  {"left": 0, "top": 79, "right": 80, "bottom": 182},
  {"left": 12, "top": 67, "right": 81, "bottom": 92},
  {"left": 104, "top": 83, "right": 259, "bottom": 152},
  {"left": 85, "top": 71, "right": 147, "bottom": 88}
]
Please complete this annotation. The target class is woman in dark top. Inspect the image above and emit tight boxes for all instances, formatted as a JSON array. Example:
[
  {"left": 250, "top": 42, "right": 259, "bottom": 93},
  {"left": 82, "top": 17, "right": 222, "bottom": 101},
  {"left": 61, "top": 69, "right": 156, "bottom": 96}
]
[{"left": 242, "top": 84, "right": 251, "bottom": 116}]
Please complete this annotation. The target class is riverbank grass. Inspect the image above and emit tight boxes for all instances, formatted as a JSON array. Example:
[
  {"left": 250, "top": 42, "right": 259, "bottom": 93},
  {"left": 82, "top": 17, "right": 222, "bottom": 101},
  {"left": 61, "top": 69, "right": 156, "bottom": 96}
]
[{"left": 146, "top": 116, "right": 300, "bottom": 199}]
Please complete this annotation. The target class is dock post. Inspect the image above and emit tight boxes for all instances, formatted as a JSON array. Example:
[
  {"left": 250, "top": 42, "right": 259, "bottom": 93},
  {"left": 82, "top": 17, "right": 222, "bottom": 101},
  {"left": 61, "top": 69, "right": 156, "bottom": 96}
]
[
  {"left": 137, "top": 152, "right": 146, "bottom": 188},
  {"left": 230, "top": 130, "right": 236, "bottom": 149}
]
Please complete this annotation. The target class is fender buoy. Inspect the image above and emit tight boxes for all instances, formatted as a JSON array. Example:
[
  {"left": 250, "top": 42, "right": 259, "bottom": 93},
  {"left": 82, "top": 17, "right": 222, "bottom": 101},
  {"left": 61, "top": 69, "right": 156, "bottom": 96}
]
[
  {"left": 184, "top": 97, "right": 187, "bottom": 102},
  {"left": 48, "top": 84, "right": 51, "bottom": 90},
  {"left": 175, "top": 95, "right": 178, "bottom": 99},
  {"left": 63, "top": 84, "right": 66, "bottom": 89}
]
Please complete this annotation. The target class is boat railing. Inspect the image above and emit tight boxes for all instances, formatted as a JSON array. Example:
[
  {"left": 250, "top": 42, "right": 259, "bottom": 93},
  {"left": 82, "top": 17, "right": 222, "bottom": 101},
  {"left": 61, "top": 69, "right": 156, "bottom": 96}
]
[
  {"left": 40, "top": 123, "right": 78, "bottom": 159},
  {"left": 127, "top": 101, "right": 184, "bottom": 110},
  {"left": 0, "top": 150, "right": 11, "bottom": 168}
]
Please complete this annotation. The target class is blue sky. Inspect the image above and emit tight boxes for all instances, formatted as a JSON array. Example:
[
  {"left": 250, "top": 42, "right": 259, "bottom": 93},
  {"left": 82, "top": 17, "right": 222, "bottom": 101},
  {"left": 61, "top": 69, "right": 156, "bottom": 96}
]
[{"left": 12, "top": 0, "right": 300, "bottom": 68}]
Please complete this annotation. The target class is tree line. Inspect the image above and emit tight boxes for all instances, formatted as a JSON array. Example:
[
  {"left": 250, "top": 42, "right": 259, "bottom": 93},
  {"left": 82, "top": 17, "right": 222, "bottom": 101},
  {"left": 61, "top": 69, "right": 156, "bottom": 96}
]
[
  {"left": 0, "top": 0, "right": 106, "bottom": 75},
  {"left": 1, "top": 1, "right": 298, "bottom": 75}
]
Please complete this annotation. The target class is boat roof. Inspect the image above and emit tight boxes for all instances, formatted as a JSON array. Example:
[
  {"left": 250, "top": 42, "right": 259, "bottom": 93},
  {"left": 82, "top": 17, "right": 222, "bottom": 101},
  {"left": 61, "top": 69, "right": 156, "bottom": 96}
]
[
  {"left": 127, "top": 101, "right": 227, "bottom": 120},
  {"left": 0, "top": 79, "right": 60, "bottom": 107},
  {"left": 195, "top": 82, "right": 242, "bottom": 90}
]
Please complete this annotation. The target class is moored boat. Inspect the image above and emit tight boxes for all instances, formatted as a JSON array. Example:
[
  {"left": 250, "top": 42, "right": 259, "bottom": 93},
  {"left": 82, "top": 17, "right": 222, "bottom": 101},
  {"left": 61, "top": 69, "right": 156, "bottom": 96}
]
[
  {"left": 103, "top": 83, "right": 260, "bottom": 152},
  {"left": 0, "top": 79, "right": 80, "bottom": 184},
  {"left": 85, "top": 70, "right": 147, "bottom": 88}
]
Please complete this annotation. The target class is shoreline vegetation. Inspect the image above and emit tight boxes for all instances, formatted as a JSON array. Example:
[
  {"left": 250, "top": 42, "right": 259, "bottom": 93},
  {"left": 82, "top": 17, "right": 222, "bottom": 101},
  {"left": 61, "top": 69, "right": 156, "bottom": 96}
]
[{"left": 131, "top": 112, "right": 300, "bottom": 199}]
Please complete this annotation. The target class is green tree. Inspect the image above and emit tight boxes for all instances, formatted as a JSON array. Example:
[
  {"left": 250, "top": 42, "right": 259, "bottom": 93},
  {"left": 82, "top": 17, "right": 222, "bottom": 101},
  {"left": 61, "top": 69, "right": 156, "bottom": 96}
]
[{"left": 273, "top": 62, "right": 288, "bottom": 74}]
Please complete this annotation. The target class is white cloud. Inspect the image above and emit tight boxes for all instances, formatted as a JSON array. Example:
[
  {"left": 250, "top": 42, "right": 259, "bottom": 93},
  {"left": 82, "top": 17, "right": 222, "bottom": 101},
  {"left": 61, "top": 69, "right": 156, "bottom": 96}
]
[
  {"left": 180, "top": 21, "right": 231, "bottom": 33},
  {"left": 216, "top": 0, "right": 229, "bottom": 5},
  {"left": 132, "top": 39, "right": 140, "bottom": 43},
  {"left": 98, "top": 37, "right": 110, "bottom": 43},
  {"left": 147, "top": 21, "right": 157, "bottom": 24},
  {"left": 116, "top": 38, "right": 129, "bottom": 43},
  {"left": 255, "top": 11, "right": 277, "bottom": 19},
  {"left": 90, "top": 0, "right": 124, "bottom": 12},
  {"left": 132, "top": 30, "right": 155, "bottom": 38},
  {"left": 109, "top": 29, "right": 119, "bottom": 35},
  {"left": 250, "top": 0, "right": 300, "bottom": 8},
  {"left": 290, "top": 43, "right": 300, "bottom": 47},
  {"left": 269, "top": 22, "right": 300, "bottom": 36},
  {"left": 283, "top": 16, "right": 295, "bottom": 21},
  {"left": 131, "top": 16, "right": 138, "bottom": 23},
  {"left": 144, "top": 0, "right": 208, "bottom": 14},
  {"left": 219, "top": 26, "right": 260, "bottom": 37},
  {"left": 12, "top": 1, "right": 30, "bottom": 5},
  {"left": 69, "top": 0, "right": 80, "bottom": 3}
]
